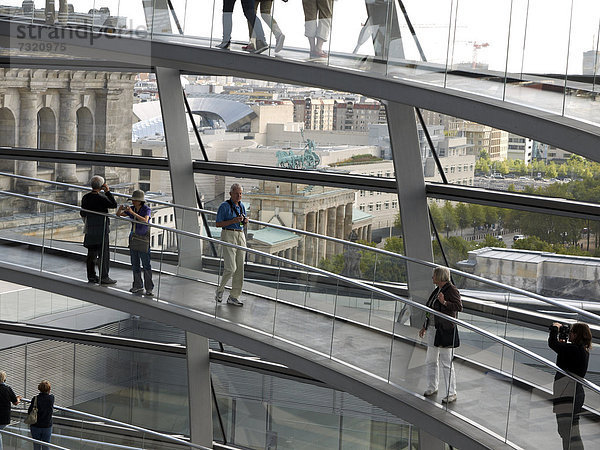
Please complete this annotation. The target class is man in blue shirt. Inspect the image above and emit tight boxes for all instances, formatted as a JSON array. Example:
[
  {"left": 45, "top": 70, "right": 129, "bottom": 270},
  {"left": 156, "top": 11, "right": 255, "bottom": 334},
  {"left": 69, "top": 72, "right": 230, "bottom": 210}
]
[{"left": 215, "top": 183, "right": 248, "bottom": 306}]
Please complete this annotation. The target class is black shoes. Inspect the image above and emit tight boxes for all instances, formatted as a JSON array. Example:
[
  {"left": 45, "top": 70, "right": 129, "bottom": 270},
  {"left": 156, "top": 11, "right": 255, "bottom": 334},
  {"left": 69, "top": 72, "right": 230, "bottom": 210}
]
[
  {"left": 217, "top": 40, "right": 230, "bottom": 50},
  {"left": 100, "top": 277, "right": 117, "bottom": 285},
  {"left": 88, "top": 276, "right": 100, "bottom": 283}
]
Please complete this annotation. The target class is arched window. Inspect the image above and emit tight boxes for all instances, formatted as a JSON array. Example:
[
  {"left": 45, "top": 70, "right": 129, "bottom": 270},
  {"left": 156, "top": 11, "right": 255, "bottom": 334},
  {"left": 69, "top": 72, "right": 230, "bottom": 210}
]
[
  {"left": 0, "top": 108, "right": 16, "bottom": 177},
  {"left": 37, "top": 107, "right": 56, "bottom": 150},
  {"left": 77, "top": 107, "right": 94, "bottom": 152},
  {"left": 0, "top": 107, "right": 16, "bottom": 147}
]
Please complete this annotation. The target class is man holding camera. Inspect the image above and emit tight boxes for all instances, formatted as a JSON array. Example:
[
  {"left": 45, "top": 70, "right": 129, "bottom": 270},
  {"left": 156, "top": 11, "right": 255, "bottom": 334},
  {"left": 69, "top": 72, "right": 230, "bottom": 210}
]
[
  {"left": 215, "top": 183, "right": 248, "bottom": 306},
  {"left": 81, "top": 176, "right": 118, "bottom": 284},
  {"left": 548, "top": 322, "right": 592, "bottom": 450}
]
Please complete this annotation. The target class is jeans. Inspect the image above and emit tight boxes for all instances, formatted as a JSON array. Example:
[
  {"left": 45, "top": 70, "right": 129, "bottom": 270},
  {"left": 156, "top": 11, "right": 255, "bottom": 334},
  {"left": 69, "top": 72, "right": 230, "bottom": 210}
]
[
  {"left": 223, "top": 0, "right": 266, "bottom": 41},
  {"left": 30, "top": 426, "right": 52, "bottom": 450},
  {"left": 130, "top": 248, "right": 154, "bottom": 290}
]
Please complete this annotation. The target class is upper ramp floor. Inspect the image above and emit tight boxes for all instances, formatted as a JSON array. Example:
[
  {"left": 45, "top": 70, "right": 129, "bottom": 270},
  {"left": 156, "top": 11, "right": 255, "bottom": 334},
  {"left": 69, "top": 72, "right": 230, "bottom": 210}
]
[
  {"left": 0, "top": 189, "right": 599, "bottom": 450},
  {"left": 1, "top": 1, "right": 600, "bottom": 162}
]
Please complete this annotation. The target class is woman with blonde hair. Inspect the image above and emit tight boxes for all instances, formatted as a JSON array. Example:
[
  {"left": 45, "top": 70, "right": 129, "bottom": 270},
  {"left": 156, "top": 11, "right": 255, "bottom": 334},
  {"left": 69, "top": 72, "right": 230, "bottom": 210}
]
[
  {"left": 0, "top": 370, "right": 21, "bottom": 450},
  {"left": 418, "top": 266, "right": 463, "bottom": 404}
]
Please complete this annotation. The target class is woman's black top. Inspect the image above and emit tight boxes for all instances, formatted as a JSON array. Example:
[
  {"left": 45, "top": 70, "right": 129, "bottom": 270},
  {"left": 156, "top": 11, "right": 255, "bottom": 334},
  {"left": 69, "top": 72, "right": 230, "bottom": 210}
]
[
  {"left": 548, "top": 326, "right": 589, "bottom": 380},
  {"left": 0, "top": 383, "right": 18, "bottom": 425},
  {"left": 28, "top": 392, "right": 54, "bottom": 428}
]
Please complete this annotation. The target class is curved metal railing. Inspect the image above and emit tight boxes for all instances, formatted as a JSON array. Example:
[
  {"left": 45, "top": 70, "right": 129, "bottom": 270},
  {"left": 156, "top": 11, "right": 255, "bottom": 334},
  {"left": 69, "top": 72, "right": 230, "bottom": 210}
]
[
  {"left": 1, "top": 171, "right": 598, "bottom": 325},
  {"left": 9, "top": 398, "right": 210, "bottom": 450}
]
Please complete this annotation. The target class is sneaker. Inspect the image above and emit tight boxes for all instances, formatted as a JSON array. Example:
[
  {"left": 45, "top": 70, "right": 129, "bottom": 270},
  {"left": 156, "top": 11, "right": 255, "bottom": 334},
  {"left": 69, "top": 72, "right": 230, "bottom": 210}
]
[
  {"left": 88, "top": 276, "right": 100, "bottom": 283},
  {"left": 226, "top": 296, "right": 244, "bottom": 307},
  {"left": 129, "top": 287, "right": 144, "bottom": 294},
  {"left": 100, "top": 277, "right": 117, "bottom": 285},
  {"left": 423, "top": 389, "right": 438, "bottom": 397},
  {"left": 242, "top": 43, "right": 255, "bottom": 52},
  {"left": 144, "top": 290, "right": 154, "bottom": 297},
  {"left": 254, "top": 40, "right": 269, "bottom": 54},
  {"left": 274, "top": 34, "right": 285, "bottom": 53},
  {"left": 215, "top": 291, "right": 223, "bottom": 303},
  {"left": 216, "top": 40, "right": 230, "bottom": 50},
  {"left": 442, "top": 394, "right": 457, "bottom": 404}
]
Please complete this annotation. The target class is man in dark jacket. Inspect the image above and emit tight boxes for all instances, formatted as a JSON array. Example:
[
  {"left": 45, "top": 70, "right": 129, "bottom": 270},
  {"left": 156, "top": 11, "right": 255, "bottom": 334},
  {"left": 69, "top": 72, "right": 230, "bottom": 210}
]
[
  {"left": 80, "top": 176, "right": 117, "bottom": 284},
  {"left": 0, "top": 370, "right": 22, "bottom": 449}
]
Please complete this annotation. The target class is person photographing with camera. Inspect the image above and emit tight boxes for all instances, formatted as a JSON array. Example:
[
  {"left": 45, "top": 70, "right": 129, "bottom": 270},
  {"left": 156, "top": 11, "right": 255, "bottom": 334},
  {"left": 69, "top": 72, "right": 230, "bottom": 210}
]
[
  {"left": 548, "top": 322, "right": 592, "bottom": 450},
  {"left": 215, "top": 183, "right": 248, "bottom": 307}
]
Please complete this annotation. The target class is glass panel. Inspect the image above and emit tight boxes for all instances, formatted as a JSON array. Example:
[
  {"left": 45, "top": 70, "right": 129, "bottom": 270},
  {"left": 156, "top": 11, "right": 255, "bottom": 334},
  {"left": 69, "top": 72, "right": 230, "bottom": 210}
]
[{"left": 445, "top": 0, "right": 511, "bottom": 100}]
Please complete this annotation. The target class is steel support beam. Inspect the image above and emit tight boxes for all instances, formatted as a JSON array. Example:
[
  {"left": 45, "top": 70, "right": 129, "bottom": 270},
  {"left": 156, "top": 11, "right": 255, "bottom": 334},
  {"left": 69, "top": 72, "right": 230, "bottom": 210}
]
[
  {"left": 156, "top": 66, "right": 211, "bottom": 446},
  {"left": 386, "top": 101, "right": 433, "bottom": 316}
]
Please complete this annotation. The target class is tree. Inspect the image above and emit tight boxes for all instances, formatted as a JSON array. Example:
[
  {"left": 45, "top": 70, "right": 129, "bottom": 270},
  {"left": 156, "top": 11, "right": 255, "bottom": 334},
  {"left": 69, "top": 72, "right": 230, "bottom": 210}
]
[
  {"left": 441, "top": 202, "right": 457, "bottom": 237},
  {"left": 468, "top": 204, "right": 485, "bottom": 233},
  {"left": 512, "top": 236, "right": 554, "bottom": 252},
  {"left": 477, "top": 234, "right": 506, "bottom": 248},
  {"left": 429, "top": 202, "right": 444, "bottom": 233},
  {"left": 455, "top": 203, "right": 471, "bottom": 235}
]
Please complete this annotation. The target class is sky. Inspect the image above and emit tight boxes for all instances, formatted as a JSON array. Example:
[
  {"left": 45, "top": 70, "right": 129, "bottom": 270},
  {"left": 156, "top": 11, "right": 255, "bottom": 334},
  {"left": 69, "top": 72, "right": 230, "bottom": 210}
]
[{"left": 13, "top": 1, "right": 600, "bottom": 75}]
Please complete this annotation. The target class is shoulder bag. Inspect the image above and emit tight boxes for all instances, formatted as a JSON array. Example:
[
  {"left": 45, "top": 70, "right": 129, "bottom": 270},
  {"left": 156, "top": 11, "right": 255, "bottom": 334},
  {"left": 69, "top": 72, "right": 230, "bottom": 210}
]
[
  {"left": 24, "top": 395, "right": 38, "bottom": 425},
  {"left": 129, "top": 223, "right": 150, "bottom": 252},
  {"left": 434, "top": 324, "right": 460, "bottom": 348}
]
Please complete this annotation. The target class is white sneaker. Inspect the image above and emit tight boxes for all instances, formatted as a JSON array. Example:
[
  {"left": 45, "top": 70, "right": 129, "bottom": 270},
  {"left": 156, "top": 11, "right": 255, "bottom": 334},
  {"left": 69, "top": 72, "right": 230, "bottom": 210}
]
[
  {"left": 275, "top": 34, "right": 285, "bottom": 53},
  {"left": 215, "top": 291, "right": 223, "bottom": 303},
  {"left": 226, "top": 296, "right": 244, "bottom": 307},
  {"left": 423, "top": 389, "right": 437, "bottom": 397},
  {"left": 442, "top": 394, "right": 457, "bottom": 404}
]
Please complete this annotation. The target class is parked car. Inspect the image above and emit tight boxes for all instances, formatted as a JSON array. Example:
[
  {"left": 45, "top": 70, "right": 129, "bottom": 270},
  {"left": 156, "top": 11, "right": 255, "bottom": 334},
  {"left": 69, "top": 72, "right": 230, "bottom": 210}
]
[{"left": 513, "top": 234, "right": 525, "bottom": 242}]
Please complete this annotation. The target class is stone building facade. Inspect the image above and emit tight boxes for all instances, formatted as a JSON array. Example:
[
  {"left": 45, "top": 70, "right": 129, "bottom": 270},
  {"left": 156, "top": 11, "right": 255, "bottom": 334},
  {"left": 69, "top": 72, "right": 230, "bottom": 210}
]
[
  {"left": 245, "top": 180, "right": 372, "bottom": 266},
  {"left": 0, "top": 68, "right": 136, "bottom": 192}
]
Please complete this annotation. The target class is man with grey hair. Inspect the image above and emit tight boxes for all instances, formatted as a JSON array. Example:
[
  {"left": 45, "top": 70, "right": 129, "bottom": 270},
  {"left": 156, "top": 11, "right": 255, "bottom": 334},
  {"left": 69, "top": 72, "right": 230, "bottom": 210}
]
[
  {"left": 215, "top": 183, "right": 248, "bottom": 306},
  {"left": 80, "top": 176, "right": 118, "bottom": 284}
]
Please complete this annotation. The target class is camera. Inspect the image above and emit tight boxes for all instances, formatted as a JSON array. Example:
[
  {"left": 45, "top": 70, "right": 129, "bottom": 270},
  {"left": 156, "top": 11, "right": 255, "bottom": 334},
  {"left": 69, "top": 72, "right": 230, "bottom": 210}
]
[{"left": 556, "top": 323, "right": 571, "bottom": 341}]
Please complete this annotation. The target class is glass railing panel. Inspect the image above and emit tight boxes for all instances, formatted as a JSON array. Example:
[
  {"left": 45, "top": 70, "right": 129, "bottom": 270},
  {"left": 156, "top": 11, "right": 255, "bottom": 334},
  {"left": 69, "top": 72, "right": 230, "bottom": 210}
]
[
  {"left": 273, "top": 279, "right": 334, "bottom": 356},
  {"left": 506, "top": 0, "right": 571, "bottom": 115},
  {"left": 504, "top": 0, "right": 529, "bottom": 82},
  {"left": 451, "top": 323, "right": 513, "bottom": 437},
  {"left": 169, "top": 0, "right": 213, "bottom": 44},
  {"left": 507, "top": 352, "right": 577, "bottom": 450},
  {"left": 564, "top": 0, "right": 600, "bottom": 125},
  {"left": 214, "top": 245, "right": 278, "bottom": 336},
  {"left": 382, "top": 0, "right": 453, "bottom": 86},
  {"left": 444, "top": 0, "right": 511, "bottom": 101},
  {"left": 580, "top": 385, "right": 600, "bottom": 448},
  {"left": 331, "top": 301, "right": 393, "bottom": 382},
  {"left": 328, "top": 0, "right": 375, "bottom": 73},
  {"left": 332, "top": 278, "right": 373, "bottom": 326}
]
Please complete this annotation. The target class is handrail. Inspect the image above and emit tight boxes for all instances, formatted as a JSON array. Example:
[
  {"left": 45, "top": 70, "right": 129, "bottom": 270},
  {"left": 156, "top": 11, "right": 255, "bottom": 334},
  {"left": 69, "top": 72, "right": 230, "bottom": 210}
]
[
  {"left": 1, "top": 171, "right": 599, "bottom": 323},
  {"left": 0, "top": 188, "right": 599, "bottom": 397},
  {"left": 17, "top": 398, "right": 210, "bottom": 450},
  {"left": 0, "top": 428, "right": 69, "bottom": 449}
]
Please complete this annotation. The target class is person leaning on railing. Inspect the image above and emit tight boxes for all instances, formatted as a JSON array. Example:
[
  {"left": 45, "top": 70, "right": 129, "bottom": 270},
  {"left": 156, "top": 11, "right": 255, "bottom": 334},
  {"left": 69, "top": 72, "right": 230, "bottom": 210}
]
[
  {"left": 28, "top": 380, "right": 54, "bottom": 450},
  {"left": 0, "top": 370, "right": 22, "bottom": 450},
  {"left": 549, "top": 322, "right": 592, "bottom": 450}
]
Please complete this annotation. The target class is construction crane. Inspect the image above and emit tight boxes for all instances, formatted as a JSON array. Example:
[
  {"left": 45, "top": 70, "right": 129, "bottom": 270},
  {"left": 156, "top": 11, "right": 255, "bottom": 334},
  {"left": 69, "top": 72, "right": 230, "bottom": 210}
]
[{"left": 469, "top": 41, "right": 489, "bottom": 68}]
